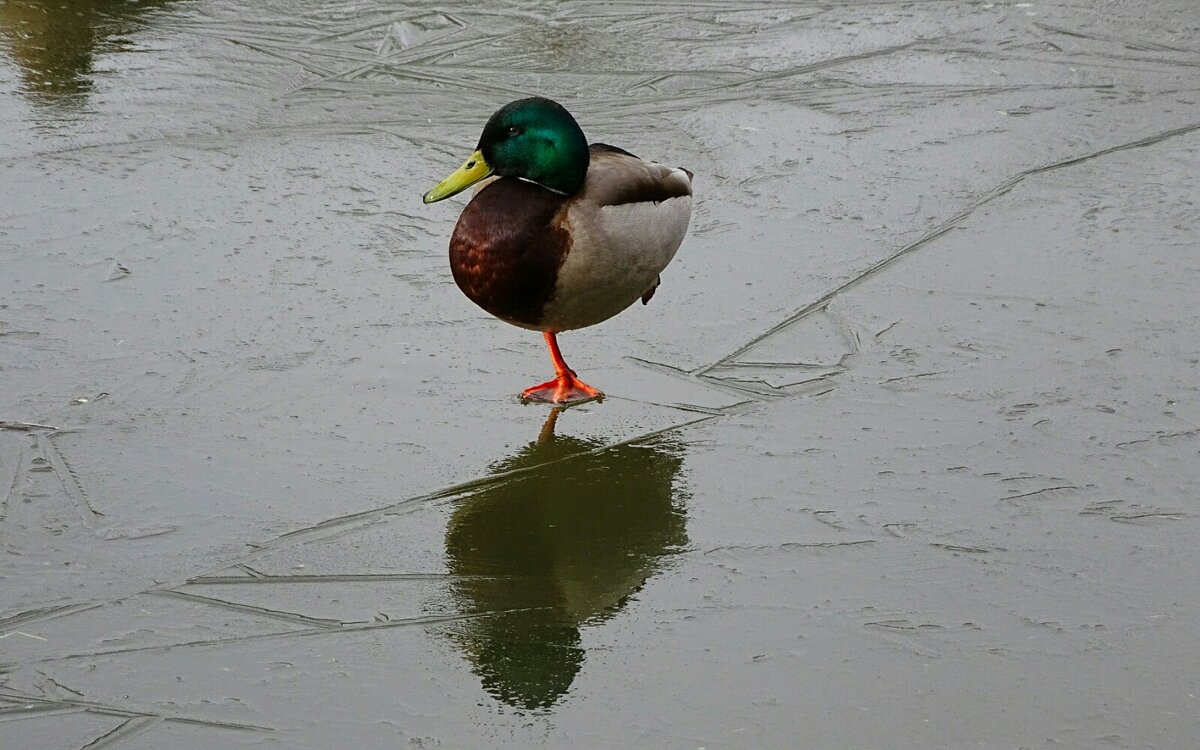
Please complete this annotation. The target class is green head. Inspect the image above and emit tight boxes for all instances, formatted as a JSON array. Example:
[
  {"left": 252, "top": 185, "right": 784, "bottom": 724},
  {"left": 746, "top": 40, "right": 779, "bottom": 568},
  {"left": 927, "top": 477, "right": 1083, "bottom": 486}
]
[{"left": 423, "top": 97, "right": 590, "bottom": 203}]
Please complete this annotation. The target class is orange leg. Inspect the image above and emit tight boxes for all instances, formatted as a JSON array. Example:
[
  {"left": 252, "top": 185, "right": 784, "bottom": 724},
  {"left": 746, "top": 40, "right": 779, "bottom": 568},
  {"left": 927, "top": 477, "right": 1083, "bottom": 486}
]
[{"left": 521, "top": 332, "right": 604, "bottom": 404}]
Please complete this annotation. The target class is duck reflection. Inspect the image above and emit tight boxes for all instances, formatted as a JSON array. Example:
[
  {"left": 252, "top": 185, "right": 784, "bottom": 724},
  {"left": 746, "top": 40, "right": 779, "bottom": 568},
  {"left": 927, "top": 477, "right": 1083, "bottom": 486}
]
[
  {"left": 0, "top": 0, "right": 174, "bottom": 108},
  {"left": 443, "top": 409, "right": 688, "bottom": 710}
]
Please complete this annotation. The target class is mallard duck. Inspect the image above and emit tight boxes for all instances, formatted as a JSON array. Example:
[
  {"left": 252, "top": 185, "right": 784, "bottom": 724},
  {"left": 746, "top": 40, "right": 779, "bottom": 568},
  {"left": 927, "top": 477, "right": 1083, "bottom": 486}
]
[{"left": 422, "top": 97, "right": 693, "bottom": 404}]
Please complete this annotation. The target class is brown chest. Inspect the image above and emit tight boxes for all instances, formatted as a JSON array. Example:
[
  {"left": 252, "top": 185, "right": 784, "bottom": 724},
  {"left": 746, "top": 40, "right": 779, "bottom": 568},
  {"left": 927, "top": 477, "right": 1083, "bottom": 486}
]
[{"left": 448, "top": 179, "right": 572, "bottom": 329}]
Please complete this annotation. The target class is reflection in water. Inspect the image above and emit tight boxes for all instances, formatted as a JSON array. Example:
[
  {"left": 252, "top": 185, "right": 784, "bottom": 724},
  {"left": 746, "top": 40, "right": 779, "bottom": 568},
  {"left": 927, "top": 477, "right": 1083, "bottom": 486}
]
[
  {"left": 0, "top": 0, "right": 173, "bottom": 108},
  {"left": 443, "top": 409, "right": 688, "bottom": 710}
]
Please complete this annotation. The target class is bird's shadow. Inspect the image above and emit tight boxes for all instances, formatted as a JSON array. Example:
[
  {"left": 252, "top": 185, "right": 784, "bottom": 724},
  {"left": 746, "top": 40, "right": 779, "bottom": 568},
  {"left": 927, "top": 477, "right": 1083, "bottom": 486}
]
[{"left": 440, "top": 407, "right": 689, "bottom": 710}]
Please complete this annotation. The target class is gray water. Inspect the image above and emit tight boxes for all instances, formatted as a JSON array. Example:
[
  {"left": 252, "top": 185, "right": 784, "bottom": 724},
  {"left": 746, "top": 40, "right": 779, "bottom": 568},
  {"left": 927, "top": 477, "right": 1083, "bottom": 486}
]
[{"left": 2, "top": 1, "right": 1199, "bottom": 747}]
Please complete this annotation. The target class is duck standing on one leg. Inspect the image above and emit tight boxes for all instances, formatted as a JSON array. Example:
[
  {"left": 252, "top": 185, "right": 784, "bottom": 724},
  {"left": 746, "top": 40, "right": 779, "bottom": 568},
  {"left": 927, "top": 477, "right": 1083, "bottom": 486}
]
[{"left": 422, "top": 97, "right": 693, "bottom": 405}]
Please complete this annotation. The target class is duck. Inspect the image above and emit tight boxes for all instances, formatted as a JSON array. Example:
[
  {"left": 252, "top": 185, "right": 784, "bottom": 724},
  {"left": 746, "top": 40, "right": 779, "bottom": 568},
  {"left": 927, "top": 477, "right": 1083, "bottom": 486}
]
[{"left": 422, "top": 97, "right": 693, "bottom": 404}]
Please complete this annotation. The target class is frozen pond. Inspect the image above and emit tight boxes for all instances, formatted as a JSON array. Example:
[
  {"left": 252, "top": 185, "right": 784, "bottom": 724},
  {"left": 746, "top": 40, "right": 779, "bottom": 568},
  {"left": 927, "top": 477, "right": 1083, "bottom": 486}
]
[{"left": 2, "top": 1, "right": 1199, "bottom": 747}]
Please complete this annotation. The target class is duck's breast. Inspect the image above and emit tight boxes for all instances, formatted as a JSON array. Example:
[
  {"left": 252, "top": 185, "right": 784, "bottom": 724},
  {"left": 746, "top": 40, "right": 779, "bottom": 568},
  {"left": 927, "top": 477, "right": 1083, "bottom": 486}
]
[{"left": 449, "top": 178, "right": 570, "bottom": 330}]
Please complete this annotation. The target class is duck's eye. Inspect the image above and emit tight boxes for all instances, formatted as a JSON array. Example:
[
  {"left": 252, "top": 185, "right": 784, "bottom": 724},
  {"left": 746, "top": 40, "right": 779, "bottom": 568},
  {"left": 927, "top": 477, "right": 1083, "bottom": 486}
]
[{"left": 506, "top": 126, "right": 522, "bottom": 137}]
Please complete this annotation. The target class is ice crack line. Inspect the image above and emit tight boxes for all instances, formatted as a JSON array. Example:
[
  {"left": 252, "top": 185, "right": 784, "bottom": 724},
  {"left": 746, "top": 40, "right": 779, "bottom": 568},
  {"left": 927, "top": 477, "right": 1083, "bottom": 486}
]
[{"left": 697, "top": 119, "right": 1200, "bottom": 375}]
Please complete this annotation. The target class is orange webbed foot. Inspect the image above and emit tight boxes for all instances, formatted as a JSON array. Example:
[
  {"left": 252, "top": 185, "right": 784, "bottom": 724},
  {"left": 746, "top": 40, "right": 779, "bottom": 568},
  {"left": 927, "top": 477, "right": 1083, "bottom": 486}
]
[
  {"left": 521, "top": 372, "right": 603, "bottom": 405},
  {"left": 522, "top": 331, "right": 604, "bottom": 405}
]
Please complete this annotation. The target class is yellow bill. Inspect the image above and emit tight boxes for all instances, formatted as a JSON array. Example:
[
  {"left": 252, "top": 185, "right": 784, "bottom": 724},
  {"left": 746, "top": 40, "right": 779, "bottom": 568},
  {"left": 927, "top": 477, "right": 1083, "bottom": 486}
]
[{"left": 422, "top": 150, "right": 493, "bottom": 203}]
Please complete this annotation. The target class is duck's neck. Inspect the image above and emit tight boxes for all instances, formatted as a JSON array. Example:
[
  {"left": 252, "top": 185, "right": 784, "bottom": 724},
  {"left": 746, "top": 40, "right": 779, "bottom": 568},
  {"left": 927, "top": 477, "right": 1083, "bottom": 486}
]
[{"left": 530, "top": 131, "right": 589, "bottom": 195}]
